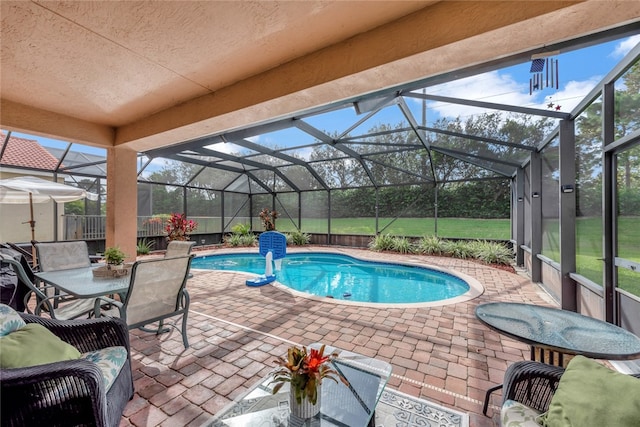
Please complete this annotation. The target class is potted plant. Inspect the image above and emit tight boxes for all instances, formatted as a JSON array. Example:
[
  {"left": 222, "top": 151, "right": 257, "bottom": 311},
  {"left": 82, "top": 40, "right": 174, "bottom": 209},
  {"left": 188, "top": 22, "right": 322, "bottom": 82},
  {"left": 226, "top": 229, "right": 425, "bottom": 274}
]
[
  {"left": 270, "top": 345, "right": 347, "bottom": 419},
  {"left": 104, "top": 246, "right": 126, "bottom": 269}
]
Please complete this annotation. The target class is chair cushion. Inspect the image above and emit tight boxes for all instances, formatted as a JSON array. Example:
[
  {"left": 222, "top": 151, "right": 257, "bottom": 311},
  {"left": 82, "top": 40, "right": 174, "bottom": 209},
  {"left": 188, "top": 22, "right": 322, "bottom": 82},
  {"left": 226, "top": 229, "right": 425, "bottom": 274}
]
[
  {"left": 0, "top": 323, "right": 81, "bottom": 368},
  {"left": 80, "top": 346, "right": 128, "bottom": 392},
  {"left": 539, "top": 355, "right": 640, "bottom": 427},
  {"left": 0, "top": 303, "right": 26, "bottom": 336},
  {"left": 502, "top": 399, "right": 542, "bottom": 426}
]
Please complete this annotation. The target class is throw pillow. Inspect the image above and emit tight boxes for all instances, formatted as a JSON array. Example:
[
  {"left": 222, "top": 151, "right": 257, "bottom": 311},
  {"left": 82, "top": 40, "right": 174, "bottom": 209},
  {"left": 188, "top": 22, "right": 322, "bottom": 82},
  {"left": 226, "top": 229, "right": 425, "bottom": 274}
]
[
  {"left": 0, "top": 303, "right": 26, "bottom": 337},
  {"left": 0, "top": 323, "right": 81, "bottom": 368},
  {"left": 539, "top": 355, "right": 640, "bottom": 427},
  {"left": 81, "top": 346, "right": 128, "bottom": 391},
  {"left": 502, "top": 399, "right": 543, "bottom": 427}
]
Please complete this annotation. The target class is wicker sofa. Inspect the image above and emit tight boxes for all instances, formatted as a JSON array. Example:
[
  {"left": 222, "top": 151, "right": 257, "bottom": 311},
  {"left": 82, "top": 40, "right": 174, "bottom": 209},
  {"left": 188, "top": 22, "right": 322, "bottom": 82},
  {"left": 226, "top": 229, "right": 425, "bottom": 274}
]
[
  {"left": 501, "top": 359, "right": 640, "bottom": 426},
  {"left": 1, "top": 311, "right": 134, "bottom": 427}
]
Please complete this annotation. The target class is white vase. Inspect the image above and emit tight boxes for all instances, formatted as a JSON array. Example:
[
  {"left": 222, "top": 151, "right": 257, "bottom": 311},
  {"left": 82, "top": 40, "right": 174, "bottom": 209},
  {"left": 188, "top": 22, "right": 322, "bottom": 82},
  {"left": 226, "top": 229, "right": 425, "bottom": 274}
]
[{"left": 289, "top": 390, "right": 321, "bottom": 419}]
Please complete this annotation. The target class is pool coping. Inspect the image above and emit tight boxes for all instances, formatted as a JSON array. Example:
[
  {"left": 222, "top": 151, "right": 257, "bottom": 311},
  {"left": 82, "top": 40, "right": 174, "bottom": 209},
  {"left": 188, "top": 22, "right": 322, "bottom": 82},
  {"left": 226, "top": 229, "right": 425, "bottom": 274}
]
[{"left": 190, "top": 246, "right": 485, "bottom": 309}]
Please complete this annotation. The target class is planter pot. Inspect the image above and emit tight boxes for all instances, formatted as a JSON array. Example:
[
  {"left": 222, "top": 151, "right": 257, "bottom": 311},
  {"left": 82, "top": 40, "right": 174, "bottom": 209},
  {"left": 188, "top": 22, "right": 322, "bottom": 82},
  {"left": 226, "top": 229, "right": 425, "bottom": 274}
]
[{"left": 289, "top": 390, "right": 320, "bottom": 419}]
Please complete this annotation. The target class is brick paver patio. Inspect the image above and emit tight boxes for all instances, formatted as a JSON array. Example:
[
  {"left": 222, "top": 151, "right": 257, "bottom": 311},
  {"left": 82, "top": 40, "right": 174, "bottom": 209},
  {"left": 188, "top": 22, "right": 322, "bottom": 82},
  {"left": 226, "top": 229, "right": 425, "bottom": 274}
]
[{"left": 119, "top": 246, "right": 556, "bottom": 427}]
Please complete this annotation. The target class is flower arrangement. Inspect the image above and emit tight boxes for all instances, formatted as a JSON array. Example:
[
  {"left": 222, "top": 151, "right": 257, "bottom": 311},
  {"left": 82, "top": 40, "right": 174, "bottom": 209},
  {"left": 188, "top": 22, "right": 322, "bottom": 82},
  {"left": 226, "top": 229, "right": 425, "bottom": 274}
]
[
  {"left": 271, "top": 344, "right": 347, "bottom": 405},
  {"left": 259, "top": 208, "right": 278, "bottom": 231},
  {"left": 165, "top": 213, "right": 198, "bottom": 241}
]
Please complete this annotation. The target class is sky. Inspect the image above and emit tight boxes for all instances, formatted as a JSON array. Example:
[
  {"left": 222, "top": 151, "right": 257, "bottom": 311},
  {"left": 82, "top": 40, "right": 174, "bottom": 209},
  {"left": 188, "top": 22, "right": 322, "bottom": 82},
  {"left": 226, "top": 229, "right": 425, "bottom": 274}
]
[
  {"left": 419, "top": 34, "right": 640, "bottom": 120},
  {"left": 4, "top": 34, "right": 640, "bottom": 170}
]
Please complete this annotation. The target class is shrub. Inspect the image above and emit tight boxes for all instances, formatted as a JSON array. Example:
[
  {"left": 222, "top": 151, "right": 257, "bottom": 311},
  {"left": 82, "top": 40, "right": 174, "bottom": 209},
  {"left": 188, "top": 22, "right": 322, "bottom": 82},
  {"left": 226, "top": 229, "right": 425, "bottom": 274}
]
[
  {"left": 441, "top": 240, "right": 474, "bottom": 259},
  {"left": 391, "top": 236, "right": 413, "bottom": 254},
  {"left": 368, "top": 233, "right": 514, "bottom": 268},
  {"left": 473, "top": 240, "right": 514, "bottom": 265},
  {"left": 259, "top": 208, "right": 278, "bottom": 231},
  {"left": 241, "top": 234, "right": 257, "bottom": 246},
  {"left": 368, "top": 234, "right": 395, "bottom": 252},
  {"left": 286, "top": 230, "right": 310, "bottom": 246},
  {"left": 224, "top": 232, "right": 256, "bottom": 247},
  {"left": 136, "top": 238, "right": 155, "bottom": 255},
  {"left": 224, "top": 233, "right": 243, "bottom": 247},
  {"left": 416, "top": 235, "right": 444, "bottom": 255},
  {"left": 165, "top": 213, "right": 198, "bottom": 241},
  {"left": 231, "top": 223, "right": 252, "bottom": 235}
]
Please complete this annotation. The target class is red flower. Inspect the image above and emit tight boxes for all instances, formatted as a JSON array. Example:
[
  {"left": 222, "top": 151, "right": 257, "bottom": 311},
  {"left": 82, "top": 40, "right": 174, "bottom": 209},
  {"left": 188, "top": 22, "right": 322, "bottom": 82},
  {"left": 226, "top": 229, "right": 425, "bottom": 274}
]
[
  {"left": 270, "top": 345, "right": 348, "bottom": 405},
  {"left": 306, "top": 348, "right": 330, "bottom": 373}
]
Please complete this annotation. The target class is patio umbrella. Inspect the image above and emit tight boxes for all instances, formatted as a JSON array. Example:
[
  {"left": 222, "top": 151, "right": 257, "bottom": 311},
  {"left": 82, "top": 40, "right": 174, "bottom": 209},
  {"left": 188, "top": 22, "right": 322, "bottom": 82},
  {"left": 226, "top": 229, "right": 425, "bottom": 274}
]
[{"left": 0, "top": 176, "right": 98, "bottom": 263}]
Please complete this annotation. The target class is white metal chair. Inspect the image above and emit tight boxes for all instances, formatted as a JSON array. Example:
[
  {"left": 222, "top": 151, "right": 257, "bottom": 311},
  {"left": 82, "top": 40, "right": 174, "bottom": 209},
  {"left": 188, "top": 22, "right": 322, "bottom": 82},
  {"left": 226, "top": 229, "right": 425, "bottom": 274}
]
[{"left": 94, "top": 254, "right": 193, "bottom": 348}]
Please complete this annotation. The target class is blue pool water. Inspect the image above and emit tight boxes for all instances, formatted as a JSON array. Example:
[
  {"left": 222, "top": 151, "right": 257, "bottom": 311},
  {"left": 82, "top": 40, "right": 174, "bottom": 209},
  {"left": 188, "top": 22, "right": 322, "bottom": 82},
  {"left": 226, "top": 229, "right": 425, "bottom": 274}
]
[{"left": 191, "top": 252, "right": 470, "bottom": 304}]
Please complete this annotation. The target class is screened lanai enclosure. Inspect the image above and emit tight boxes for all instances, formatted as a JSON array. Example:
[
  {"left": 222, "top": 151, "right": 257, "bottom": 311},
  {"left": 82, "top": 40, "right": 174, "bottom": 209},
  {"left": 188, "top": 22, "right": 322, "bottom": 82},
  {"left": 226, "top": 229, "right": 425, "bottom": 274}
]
[{"left": 1, "top": 30, "right": 640, "bottom": 335}]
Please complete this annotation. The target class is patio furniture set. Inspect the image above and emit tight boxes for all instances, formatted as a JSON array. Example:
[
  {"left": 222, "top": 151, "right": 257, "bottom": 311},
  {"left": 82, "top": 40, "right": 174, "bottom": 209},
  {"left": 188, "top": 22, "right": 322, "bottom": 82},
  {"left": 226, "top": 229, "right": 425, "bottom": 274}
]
[
  {"left": 0, "top": 240, "right": 194, "bottom": 425},
  {"left": 476, "top": 303, "right": 640, "bottom": 426}
]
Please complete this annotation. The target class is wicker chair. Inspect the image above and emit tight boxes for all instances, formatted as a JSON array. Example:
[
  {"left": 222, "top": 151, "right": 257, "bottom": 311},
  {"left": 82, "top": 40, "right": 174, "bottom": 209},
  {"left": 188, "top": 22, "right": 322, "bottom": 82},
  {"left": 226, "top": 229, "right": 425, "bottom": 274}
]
[
  {"left": 502, "top": 360, "right": 640, "bottom": 413},
  {"left": 0, "top": 313, "right": 134, "bottom": 427}
]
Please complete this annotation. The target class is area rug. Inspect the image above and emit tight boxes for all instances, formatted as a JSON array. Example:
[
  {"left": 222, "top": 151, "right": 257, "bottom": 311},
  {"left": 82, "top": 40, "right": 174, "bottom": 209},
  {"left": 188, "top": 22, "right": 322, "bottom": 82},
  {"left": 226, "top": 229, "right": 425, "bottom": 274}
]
[
  {"left": 206, "top": 387, "right": 468, "bottom": 427},
  {"left": 375, "top": 388, "right": 469, "bottom": 427}
]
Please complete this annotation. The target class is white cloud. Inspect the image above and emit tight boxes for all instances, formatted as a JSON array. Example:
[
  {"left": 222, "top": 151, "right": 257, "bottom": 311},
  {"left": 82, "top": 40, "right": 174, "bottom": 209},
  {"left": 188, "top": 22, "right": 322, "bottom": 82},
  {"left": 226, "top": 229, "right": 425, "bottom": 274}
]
[
  {"left": 418, "top": 71, "right": 539, "bottom": 119},
  {"left": 412, "top": 69, "right": 603, "bottom": 120},
  {"left": 611, "top": 35, "right": 640, "bottom": 59},
  {"left": 284, "top": 146, "right": 314, "bottom": 161},
  {"left": 539, "top": 77, "right": 602, "bottom": 111}
]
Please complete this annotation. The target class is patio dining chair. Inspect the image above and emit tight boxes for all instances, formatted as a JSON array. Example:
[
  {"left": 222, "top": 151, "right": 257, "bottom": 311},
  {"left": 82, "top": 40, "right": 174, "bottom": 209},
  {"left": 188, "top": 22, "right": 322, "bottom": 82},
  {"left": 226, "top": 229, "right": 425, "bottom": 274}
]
[
  {"left": 35, "top": 241, "right": 93, "bottom": 305},
  {"left": 165, "top": 240, "right": 195, "bottom": 258},
  {"left": 0, "top": 254, "right": 97, "bottom": 320},
  {"left": 94, "top": 254, "right": 193, "bottom": 348},
  {"left": 35, "top": 241, "right": 92, "bottom": 271}
]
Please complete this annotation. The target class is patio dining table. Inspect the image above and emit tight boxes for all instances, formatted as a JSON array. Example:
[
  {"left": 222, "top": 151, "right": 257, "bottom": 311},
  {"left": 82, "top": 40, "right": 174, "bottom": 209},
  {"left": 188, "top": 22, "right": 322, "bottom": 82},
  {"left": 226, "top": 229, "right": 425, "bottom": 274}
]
[
  {"left": 35, "top": 266, "right": 130, "bottom": 299},
  {"left": 475, "top": 302, "right": 640, "bottom": 415}
]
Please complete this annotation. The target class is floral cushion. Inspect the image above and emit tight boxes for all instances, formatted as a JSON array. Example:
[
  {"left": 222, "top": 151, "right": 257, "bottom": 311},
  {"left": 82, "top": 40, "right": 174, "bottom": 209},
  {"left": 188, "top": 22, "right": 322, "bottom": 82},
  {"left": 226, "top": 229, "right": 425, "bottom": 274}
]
[
  {"left": 0, "top": 304, "right": 26, "bottom": 337},
  {"left": 80, "top": 346, "right": 128, "bottom": 392},
  {"left": 502, "top": 399, "right": 543, "bottom": 427}
]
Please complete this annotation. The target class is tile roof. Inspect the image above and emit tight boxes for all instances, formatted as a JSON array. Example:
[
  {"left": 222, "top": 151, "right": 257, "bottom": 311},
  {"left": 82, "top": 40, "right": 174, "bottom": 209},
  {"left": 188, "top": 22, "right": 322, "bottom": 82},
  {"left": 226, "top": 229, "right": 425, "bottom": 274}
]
[{"left": 1, "top": 132, "right": 59, "bottom": 170}]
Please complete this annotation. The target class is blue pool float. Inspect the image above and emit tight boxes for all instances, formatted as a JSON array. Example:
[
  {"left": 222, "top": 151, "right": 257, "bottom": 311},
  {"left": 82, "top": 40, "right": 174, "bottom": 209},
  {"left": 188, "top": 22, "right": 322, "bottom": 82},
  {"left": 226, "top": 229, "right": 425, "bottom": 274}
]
[
  {"left": 246, "top": 231, "right": 286, "bottom": 287},
  {"left": 246, "top": 274, "right": 276, "bottom": 287}
]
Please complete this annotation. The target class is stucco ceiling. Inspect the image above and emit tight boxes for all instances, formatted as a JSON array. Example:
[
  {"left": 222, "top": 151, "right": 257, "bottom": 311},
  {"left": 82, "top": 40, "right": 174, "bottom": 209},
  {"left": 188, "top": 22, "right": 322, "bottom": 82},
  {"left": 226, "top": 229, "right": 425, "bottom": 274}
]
[{"left": 1, "top": 1, "right": 640, "bottom": 153}]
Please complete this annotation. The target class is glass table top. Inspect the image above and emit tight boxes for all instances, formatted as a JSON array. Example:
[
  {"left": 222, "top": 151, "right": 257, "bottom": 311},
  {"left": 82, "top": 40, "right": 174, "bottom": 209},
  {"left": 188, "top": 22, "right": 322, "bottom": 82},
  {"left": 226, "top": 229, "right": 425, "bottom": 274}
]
[
  {"left": 209, "top": 344, "right": 392, "bottom": 427},
  {"left": 475, "top": 302, "right": 640, "bottom": 360},
  {"left": 35, "top": 266, "right": 130, "bottom": 298}
]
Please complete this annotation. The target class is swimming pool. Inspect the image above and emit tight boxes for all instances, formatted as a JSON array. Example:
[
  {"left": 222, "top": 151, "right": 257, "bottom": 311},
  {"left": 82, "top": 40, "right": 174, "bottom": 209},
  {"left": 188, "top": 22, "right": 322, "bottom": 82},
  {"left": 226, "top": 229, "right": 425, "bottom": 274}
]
[{"left": 191, "top": 252, "right": 481, "bottom": 305}]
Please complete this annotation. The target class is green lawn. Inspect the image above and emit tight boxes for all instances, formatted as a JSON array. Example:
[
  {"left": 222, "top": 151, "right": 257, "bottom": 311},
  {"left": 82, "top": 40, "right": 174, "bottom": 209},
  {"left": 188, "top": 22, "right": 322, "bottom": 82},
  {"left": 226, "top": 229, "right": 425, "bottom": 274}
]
[
  {"left": 536, "top": 216, "right": 640, "bottom": 296},
  {"left": 284, "top": 217, "right": 511, "bottom": 240}
]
